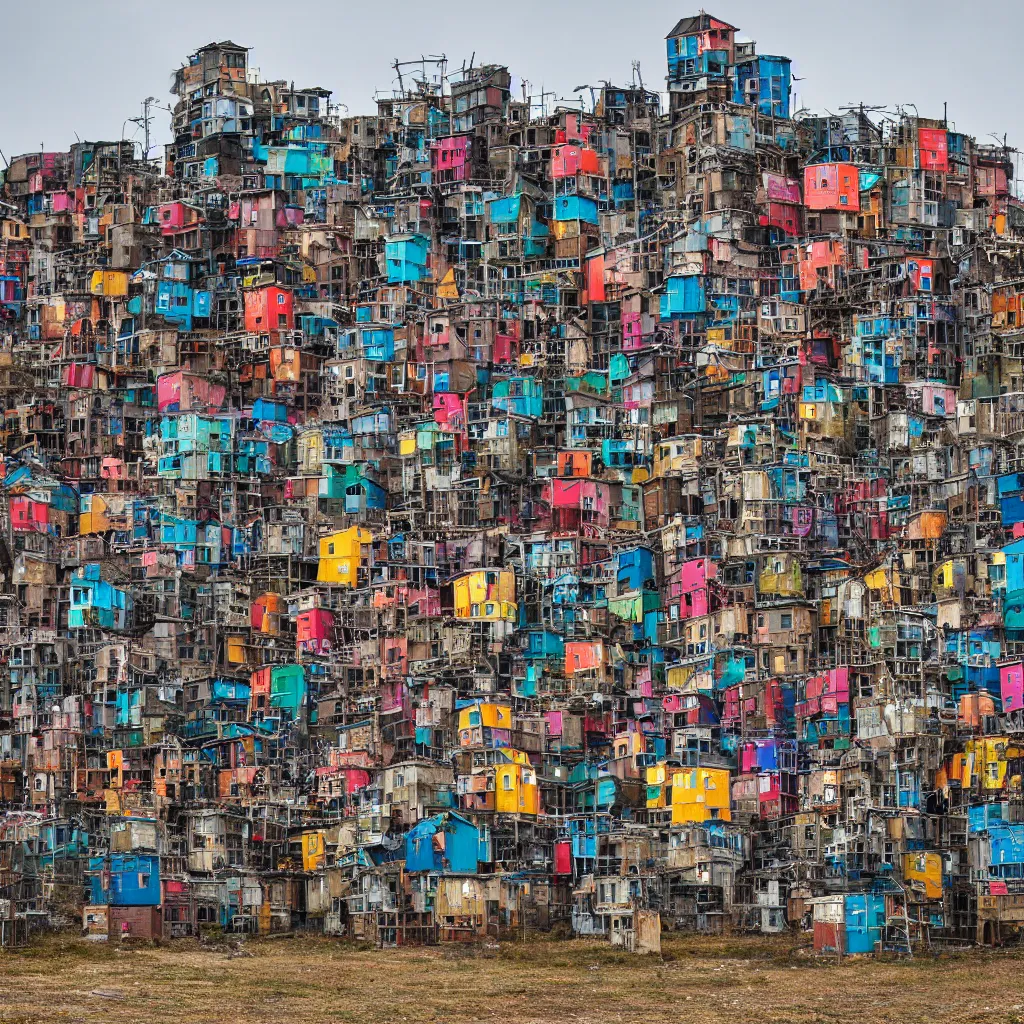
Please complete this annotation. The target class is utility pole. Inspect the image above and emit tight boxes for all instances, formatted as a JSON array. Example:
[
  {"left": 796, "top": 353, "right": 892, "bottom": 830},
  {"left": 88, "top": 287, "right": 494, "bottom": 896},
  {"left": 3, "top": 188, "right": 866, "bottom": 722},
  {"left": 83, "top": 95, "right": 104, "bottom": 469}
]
[
  {"left": 142, "top": 97, "right": 156, "bottom": 163},
  {"left": 128, "top": 97, "right": 161, "bottom": 166}
]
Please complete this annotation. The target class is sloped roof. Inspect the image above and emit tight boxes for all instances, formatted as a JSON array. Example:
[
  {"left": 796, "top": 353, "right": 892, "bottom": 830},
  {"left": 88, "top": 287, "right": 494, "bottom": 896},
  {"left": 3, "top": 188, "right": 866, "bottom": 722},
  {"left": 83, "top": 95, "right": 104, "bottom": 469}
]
[
  {"left": 196, "top": 40, "right": 249, "bottom": 53},
  {"left": 665, "top": 13, "right": 737, "bottom": 39}
]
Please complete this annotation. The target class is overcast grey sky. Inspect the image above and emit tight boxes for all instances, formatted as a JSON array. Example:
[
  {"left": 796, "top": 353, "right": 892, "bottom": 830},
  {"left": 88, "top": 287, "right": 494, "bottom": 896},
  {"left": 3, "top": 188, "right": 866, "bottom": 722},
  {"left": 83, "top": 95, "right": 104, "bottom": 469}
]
[{"left": 1, "top": 0, "right": 1019, "bottom": 164}]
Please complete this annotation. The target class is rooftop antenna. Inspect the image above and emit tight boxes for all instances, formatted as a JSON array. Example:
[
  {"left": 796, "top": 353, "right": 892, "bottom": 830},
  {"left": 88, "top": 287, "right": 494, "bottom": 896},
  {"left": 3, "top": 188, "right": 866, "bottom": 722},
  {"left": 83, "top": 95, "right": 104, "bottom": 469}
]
[
  {"left": 536, "top": 86, "right": 557, "bottom": 118},
  {"left": 632, "top": 60, "right": 645, "bottom": 93}
]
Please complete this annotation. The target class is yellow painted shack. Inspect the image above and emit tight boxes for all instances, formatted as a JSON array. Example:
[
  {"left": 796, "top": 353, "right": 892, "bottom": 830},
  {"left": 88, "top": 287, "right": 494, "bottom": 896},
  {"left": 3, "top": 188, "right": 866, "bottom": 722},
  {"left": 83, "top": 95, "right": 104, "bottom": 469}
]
[
  {"left": 669, "top": 766, "right": 732, "bottom": 824},
  {"left": 317, "top": 525, "right": 372, "bottom": 586},
  {"left": 452, "top": 569, "right": 517, "bottom": 621}
]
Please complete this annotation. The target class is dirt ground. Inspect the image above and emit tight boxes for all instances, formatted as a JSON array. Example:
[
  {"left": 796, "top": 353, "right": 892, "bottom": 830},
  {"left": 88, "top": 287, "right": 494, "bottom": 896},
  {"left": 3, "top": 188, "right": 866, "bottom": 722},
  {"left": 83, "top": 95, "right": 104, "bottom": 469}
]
[{"left": 1, "top": 932, "right": 1022, "bottom": 1024}]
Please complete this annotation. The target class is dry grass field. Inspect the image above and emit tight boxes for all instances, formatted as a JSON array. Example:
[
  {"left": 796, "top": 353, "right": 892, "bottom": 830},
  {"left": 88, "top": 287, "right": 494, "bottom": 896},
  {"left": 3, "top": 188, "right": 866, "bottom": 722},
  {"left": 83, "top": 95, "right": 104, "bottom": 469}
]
[{"left": 1, "top": 933, "right": 1023, "bottom": 1024}]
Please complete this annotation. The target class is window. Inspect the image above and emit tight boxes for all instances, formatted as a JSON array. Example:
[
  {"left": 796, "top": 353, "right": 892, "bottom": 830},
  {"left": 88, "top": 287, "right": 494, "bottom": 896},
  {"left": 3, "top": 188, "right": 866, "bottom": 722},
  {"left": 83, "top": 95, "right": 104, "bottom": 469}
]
[{"left": 780, "top": 613, "right": 792, "bottom": 630}]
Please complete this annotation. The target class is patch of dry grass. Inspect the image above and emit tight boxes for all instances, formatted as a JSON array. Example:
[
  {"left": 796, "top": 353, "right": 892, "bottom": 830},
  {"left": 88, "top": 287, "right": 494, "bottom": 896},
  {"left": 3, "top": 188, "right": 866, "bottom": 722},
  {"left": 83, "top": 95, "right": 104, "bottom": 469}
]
[{"left": 0, "top": 932, "right": 1022, "bottom": 1024}]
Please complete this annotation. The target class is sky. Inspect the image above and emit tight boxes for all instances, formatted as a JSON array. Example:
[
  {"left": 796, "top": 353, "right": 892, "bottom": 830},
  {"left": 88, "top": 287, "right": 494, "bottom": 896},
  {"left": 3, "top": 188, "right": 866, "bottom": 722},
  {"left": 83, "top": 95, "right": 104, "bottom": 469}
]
[{"left": 1, "top": 0, "right": 1020, "bottom": 166}]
